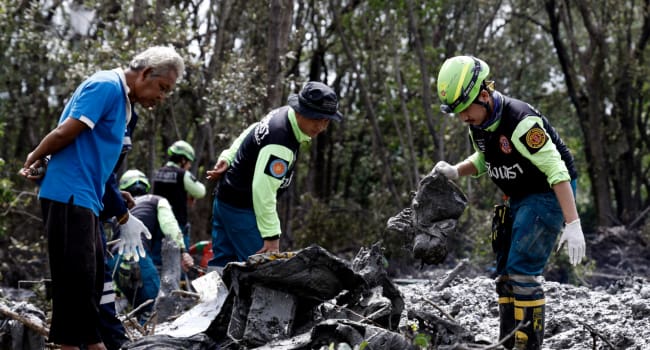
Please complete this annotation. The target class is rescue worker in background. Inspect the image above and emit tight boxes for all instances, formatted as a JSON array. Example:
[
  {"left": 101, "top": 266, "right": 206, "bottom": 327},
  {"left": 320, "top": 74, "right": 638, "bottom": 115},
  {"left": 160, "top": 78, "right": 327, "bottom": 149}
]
[
  {"left": 152, "top": 140, "right": 206, "bottom": 249},
  {"left": 109, "top": 169, "right": 194, "bottom": 324},
  {"left": 432, "top": 55, "right": 586, "bottom": 350},
  {"left": 205, "top": 81, "right": 343, "bottom": 269}
]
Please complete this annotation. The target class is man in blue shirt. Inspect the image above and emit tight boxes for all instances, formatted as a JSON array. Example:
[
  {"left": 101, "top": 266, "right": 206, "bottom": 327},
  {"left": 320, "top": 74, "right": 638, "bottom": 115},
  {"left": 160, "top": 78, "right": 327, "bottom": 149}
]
[{"left": 21, "top": 46, "right": 184, "bottom": 350}]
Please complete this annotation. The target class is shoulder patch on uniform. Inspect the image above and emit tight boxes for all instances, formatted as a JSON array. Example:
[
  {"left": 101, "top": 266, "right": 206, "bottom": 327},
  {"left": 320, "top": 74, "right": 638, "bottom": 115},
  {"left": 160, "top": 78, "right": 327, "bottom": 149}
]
[
  {"left": 264, "top": 155, "right": 289, "bottom": 179},
  {"left": 519, "top": 123, "right": 548, "bottom": 154}
]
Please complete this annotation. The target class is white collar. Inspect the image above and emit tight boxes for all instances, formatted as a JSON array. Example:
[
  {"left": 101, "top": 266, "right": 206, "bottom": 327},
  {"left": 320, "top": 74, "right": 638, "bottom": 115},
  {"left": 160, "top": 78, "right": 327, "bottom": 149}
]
[{"left": 112, "top": 68, "right": 132, "bottom": 124}]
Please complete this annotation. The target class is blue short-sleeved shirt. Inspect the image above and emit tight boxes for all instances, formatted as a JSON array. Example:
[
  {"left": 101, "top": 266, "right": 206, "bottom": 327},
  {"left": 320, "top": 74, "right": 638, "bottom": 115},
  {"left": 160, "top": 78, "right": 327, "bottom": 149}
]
[{"left": 39, "top": 69, "right": 130, "bottom": 216}]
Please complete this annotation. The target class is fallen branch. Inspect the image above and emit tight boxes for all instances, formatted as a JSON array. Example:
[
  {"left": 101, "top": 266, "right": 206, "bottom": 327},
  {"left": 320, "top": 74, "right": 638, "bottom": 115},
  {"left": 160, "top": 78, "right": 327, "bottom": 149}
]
[
  {"left": 142, "top": 311, "right": 158, "bottom": 336},
  {"left": 484, "top": 320, "right": 529, "bottom": 350},
  {"left": 438, "top": 321, "right": 529, "bottom": 350},
  {"left": 423, "top": 298, "right": 457, "bottom": 323},
  {"left": 408, "top": 308, "right": 464, "bottom": 334},
  {"left": 578, "top": 320, "right": 618, "bottom": 350},
  {"left": 121, "top": 299, "right": 154, "bottom": 338},
  {"left": 0, "top": 302, "right": 49, "bottom": 337},
  {"left": 126, "top": 299, "right": 154, "bottom": 320},
  {"left": 628, "top": 205, "right": 650, "bottom": 229},
  {"left": 321, "top": 299, "right": 382, "bottom": 327},
  {"left": 171, "top": 289, "right": 201, "bottom": 299},
  {"left": 17, "top": 279, "right": 50, "bottom": 290},
  {"left": 435, "top": 258, "right": 468, "bottom": 291},
  {"left": 124, "top": 317, "right": 147, "bottom": 337}
]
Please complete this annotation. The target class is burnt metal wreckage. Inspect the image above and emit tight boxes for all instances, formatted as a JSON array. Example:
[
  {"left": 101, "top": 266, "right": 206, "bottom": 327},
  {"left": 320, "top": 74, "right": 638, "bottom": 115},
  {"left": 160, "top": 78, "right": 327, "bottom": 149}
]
[{"left": 2, "top": 173, "right": 479, "bottom": 349}]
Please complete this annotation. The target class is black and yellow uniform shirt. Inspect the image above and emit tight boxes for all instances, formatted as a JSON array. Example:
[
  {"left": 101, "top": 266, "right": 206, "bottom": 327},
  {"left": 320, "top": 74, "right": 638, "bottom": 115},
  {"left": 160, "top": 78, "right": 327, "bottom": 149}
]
[
  {"left": 467, "top": 92, "right": 577, "bottom": 199},
  {"left": 216, "top": 106, "right": 311, "bottom": 238}
]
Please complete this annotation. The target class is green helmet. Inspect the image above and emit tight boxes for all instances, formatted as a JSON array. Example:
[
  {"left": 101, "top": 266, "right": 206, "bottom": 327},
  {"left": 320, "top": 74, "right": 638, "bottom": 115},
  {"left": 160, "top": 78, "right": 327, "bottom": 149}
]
[
  {"left": 437, "top": 56, "right": 490, "bottom": 114},
  {"left": 119, "top": 169, "right": 151, "bottom": 194},
  {"left": 167, "top": 140, "right": 195, "bottom": 161}
]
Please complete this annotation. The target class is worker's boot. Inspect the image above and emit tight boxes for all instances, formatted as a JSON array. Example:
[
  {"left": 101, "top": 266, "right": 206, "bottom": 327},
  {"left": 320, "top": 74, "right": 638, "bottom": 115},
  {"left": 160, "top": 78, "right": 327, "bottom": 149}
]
[
  {"left": 499, "top": 299, "right": 516, "bottom": 349},
  {"left": 496, "top": 277, "right": 515, "bottom": 349},
  {"left": 514, "top": 298, "right": 545, "bottom": 350}
]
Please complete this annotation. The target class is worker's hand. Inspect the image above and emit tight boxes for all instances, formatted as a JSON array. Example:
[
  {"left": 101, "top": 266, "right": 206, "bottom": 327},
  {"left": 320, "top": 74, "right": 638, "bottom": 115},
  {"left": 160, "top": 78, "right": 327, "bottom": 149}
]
[
  {"left": 432, "top": 161, "right": 459, "bottom": 180},
  {"left": 117, "top": 213, "right": 151, "bottom": 262},
  {"left": 121, "top": 190, "right": 136, "bottom": 209},
  {"left": 19, "top": 155, "right": 48, "bottom": 181},
  {"left": 206, "top": 159, "right": 229, "bottom": 181},
  {"left": 557, "top": 219, "right": 586, "bottom": 266},
  {"left": 181, "top": 252, "right": 194, "bottom": 272},
  {"left": 256, "top": 239, "right": 280, "bottom": 254}
]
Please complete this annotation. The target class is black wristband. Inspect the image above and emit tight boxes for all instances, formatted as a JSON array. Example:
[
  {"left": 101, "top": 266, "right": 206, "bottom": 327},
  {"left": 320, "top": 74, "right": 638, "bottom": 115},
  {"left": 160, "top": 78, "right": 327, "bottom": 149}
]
[{"left": 263, "top": 235, "right": 280, "bottom": 241}]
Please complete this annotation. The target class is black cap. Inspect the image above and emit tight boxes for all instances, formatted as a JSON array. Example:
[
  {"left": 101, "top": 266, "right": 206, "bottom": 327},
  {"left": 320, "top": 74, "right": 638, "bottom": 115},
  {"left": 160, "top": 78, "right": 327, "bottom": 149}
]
[{"left": 287, "top": 82, "right": 343, "bottom": 122}]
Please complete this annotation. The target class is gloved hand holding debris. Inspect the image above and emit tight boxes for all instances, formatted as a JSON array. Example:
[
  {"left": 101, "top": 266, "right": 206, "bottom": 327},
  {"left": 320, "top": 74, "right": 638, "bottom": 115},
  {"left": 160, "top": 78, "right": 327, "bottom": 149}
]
[
  {"left": 117, "top": 212, "right": 152, "bottom": 261},
  {"left": 432, "top": 161, "right": 459, "bottom": 180}
]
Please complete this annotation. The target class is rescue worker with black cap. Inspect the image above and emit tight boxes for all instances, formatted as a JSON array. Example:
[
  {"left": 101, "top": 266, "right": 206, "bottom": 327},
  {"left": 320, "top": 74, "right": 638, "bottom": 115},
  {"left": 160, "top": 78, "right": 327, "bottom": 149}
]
[
  {"left": 205, "top": 81, "right": 343, "bottom": 268},
  {"left": 433, "top": 55, "right": 586, "bottom": 350},
  {"left": 152, "top": 140, "right": 206, "bottom": 249}
]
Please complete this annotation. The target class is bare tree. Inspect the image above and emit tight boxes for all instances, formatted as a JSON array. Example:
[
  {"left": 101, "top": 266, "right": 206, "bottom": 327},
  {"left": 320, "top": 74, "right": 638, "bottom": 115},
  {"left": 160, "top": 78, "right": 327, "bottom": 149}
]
[{"left": 543, "top": 0, "right": 650, "bottom": 225}]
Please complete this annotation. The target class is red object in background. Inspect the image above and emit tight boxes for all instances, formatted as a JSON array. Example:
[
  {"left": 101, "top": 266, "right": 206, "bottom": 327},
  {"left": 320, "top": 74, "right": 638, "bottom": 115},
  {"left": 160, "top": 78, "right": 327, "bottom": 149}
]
[{"left": 189, "top": 240, "right": 213, "bottom": 273}]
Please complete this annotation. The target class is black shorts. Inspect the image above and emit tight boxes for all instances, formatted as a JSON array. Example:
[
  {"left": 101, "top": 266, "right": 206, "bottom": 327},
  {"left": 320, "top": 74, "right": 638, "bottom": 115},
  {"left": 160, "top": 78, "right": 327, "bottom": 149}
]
[{"left": 41, "top": 198, "right": 104, "bottom": 346}]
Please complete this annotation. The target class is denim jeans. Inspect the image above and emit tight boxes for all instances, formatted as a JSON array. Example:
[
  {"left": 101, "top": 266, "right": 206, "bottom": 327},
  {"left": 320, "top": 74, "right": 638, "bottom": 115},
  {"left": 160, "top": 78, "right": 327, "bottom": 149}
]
[
  {"left": 208, "top": 198, "right": 264, "bottom": 267},
  {"left": 503, "top": 180, "right": 576, "bottom": 276}
]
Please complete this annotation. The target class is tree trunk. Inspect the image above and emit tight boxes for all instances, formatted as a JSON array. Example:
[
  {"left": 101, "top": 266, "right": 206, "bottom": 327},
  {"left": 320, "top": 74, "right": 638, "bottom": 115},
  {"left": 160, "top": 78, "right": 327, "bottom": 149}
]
[
  {"left": 543, "top": 0, "right": 650, "bottom": 225},
  {"left": 266, "top": 0, "right": 292, "bottom": 110},
  {"left": 393, "top": 48, "right": 419, "bottom": 190},
  {"left": 335, "top": 11, "right": 400, "bottom": 203},
  {"left": 405, "top": 0, "right": 441, "bottom": 160}
]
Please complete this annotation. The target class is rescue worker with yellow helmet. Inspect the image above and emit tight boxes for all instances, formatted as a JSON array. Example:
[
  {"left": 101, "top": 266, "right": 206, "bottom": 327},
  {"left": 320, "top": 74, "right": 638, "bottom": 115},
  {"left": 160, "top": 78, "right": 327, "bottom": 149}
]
[{"left": 433, "top": 55, "right": 586, "bottom": 350}]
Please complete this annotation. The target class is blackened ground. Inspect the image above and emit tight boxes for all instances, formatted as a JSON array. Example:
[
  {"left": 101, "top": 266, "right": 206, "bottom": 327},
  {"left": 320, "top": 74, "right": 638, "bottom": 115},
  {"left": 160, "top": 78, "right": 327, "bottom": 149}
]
[
  {"left": 1, "top": 226, "right": 649, "bottom": 349},
  {"left": 395, "top": 225, "right": 650, "bottom": 349}
]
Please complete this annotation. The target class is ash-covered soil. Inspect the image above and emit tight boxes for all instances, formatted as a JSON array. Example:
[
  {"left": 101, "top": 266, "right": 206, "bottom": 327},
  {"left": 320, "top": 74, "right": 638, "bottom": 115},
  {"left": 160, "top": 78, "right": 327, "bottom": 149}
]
[
  {"left": 398, "top": 273, "right": 650, "bottom": 349},
  {"left": 393, "top": 225, "right": 650, "bottom": 350},
  {"left": 1, "top": 225, "right": 649, "bottom": 349}
]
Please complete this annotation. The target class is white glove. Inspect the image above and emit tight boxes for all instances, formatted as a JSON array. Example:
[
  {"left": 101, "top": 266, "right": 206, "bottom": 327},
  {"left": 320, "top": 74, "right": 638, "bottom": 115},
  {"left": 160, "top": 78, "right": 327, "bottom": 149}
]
[
  {"left": 432, "top": 161, "right": 459, "bottom": 180},
  {"left": 117, "top": 213, "right": 151, "bottom": 262},
  {"left": 557, "top": 219, "right": 586, "bottom": 266}
]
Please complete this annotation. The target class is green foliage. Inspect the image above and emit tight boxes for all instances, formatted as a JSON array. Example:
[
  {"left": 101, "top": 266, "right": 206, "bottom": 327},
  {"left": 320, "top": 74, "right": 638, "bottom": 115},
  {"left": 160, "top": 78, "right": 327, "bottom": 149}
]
[
  {"left": 0, "top": 0, "right": 647, "bottom": 276},
  {"left": 412, "top": 332, "right": 431, "bottom": 348},
  {"left": 289, "top": 193, "right": 391, "bottom": 256}
]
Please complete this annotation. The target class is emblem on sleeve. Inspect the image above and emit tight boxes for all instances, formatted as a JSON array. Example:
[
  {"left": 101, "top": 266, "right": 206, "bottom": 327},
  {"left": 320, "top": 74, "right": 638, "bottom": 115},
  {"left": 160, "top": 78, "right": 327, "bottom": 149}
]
[
  {"left": 265, "top": 155, "right": 289, "bottom": 179},
  {"left": 519, "top": 123, "right": 548, "bottom": 154}
]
